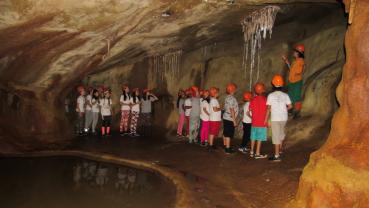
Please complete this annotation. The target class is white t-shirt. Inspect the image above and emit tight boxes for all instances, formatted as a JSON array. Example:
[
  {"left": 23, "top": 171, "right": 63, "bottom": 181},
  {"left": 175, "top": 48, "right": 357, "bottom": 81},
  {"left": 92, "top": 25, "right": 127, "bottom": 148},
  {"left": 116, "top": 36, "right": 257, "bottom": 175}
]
[
  {"left": 85, "top": 95, "right": 92, "bottom": 111},
  {"left": 200, "top": 100, "right": 210, "bottom": 121},
  {"left": 242, "top": 102, "right": 252, "bottom": 123},
  {"left": 266, "top": 91, "right": 292, "bottom": 121},
  {"left": 100, "top": 98, "right": 112, "bottom": 116},
  {"left": 91, "top": 98, "right": 100, "bottom": 113},
  {"left": 77, "top": 95, "right": 85, "bottom": 113},
  {"left": 130, "top": 97, "right": 140, "bottom": 113},
  {"left": 120, "top": 94, "right": 131, "bottom": 111},
  {"left": 184, "top": 98, "right": 192, "bottom": 116},
  {"left": 209, "top": 98, "right": 221, "bottom": 121}
]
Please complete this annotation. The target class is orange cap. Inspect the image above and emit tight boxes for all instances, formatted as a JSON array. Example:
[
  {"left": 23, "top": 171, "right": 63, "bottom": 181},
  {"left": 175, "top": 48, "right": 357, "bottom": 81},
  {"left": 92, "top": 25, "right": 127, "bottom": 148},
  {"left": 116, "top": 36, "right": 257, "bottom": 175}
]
[
  {"left": 272, "top": 74, "right": 284, "bottom": 87},
  {"left": 254, "top": 83, "right": 265, "bottom": 94},
  {"left": 243, "top": 91, "right": 252, "bottom": 101},
  {"left": 295, "top": 44, "right": 305, "bottom": 53},
  {"left": 226, "top": 83, "right": 237, "bottom": 94},
  {"left": 77, "top": 85, "right": 85, "bottom": 93},
  {"left": 209, "top": 87, "right": 219, "bottom": 97}
]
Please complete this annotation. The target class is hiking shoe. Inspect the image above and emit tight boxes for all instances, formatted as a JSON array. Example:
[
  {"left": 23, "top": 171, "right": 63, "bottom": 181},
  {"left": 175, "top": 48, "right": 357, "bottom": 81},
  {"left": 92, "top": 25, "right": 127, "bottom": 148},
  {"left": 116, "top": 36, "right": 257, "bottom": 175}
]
[
  {"left": 250, "top": 151, "right": 255, "bottom": 158},
  {"left": 269, "top": 156, "right": 282, "bottom": 162},
  {"left": 238, "top": 147, "right": 248, "bottom": 154},
  {"left": 254, "top": 154, "right": 268, "bottom": 159},
  {"left": 200, "top": 142, "right": 206, "bottom": 147}
]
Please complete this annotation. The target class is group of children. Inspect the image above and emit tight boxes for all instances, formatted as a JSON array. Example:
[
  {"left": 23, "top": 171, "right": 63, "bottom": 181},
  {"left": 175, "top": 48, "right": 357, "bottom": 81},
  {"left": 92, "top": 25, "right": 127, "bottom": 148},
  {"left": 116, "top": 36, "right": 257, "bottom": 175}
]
[
  {"left": 75, "top": 85, "right": 158, "bottom": 137},
  {"left": 175, "top": 44, "right": 305, "bottom": 162},
  {"left": 176, "top": 75, "right": 293, "bottom": 162}
]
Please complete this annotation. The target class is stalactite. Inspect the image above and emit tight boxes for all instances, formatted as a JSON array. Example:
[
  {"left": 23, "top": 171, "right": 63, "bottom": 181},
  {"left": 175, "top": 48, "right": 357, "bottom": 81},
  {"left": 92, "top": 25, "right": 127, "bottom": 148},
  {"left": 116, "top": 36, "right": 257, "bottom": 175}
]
[
  {"left": 241, "top": 5, "right": 280, "bottom": 90},
  {"left": 149, "top": 50, "right": 183, "bottom": 85}
]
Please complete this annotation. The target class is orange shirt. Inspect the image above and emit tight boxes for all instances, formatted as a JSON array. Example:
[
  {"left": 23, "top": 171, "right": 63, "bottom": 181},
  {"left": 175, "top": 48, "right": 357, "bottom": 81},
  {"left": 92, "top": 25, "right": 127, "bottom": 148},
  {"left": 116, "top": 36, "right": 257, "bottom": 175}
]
[{"left": 288, "top": 58, "right": 305, "bottom": 83}]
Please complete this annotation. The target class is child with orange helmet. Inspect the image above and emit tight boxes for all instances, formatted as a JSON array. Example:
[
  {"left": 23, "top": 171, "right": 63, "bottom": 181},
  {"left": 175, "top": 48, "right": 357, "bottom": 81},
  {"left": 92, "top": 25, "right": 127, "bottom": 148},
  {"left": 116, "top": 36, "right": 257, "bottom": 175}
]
[
  {"left": 223, "top": 83, "right": 239, "bottom": 154},
  {"left": 266, "top": 75, "right": 293, "bottom": 162},
  {"left": 282, "top": 43, "right": 305, "bottom": 118},
  {"left": 249, "top": 83, "right": 268, "bottom": 159},
  {"left": 238, "top": 91, "right": 253, "bottom": 154},
  {"left": 208, "top": 87, "right": 221, "bottom": 150},
  {"left": 176, "top": 90, "right": 186, "bottom": 137},
  {"left": 76, "top": 85, "right": 86, "bottom": 136},
  {"left": 189, "top": 86, "right": 201, "bottom": 144},
  {"left": 183, "top": 88, "right": 193, "bottom": 138},
  {"left": 200, "top": 90, "right": 210, "bottom": 146},
  {"left": 119, "top": 85, "right": 131, "bottom": 136},
  {"left": 129, "top": 88, "right": 142, "bottom": 137},
  {"left": 100, "top": 88, "right": 113, "bottom": 136},
  {"left": 140, "top": 89, "right": 159, "bottom": 136}
]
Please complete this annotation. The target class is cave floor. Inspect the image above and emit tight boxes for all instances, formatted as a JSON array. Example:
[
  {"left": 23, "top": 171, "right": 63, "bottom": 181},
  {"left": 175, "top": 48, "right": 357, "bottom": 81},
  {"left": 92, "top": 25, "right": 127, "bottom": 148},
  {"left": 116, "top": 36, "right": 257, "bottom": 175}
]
[{"left": 63, "top": 127, "right": 326, "bottom": 208}]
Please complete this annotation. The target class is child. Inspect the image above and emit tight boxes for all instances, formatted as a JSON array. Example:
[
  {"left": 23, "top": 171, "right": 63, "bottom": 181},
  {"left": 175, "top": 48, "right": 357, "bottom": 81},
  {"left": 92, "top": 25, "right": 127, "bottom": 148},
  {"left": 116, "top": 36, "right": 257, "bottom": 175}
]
[
  {"left": 140, "top": 89, "right": 159, "bottom": 136},
  {"left": 130, "top": 88, "right": 141, "bottom": 137},
  {"left": 249, "top": 83, "right": 268, "bottom": 159},
  {"left": 76, "top": 86, "right": 86, "bottom": 136},
  {"left": 223, "top": 83, "right": 239, "bottom": 154},
  {"left": 120, "top": 85, "right": 131, "bottom": 136},
  {"left": 189, "top": 86, "right": 201, "bottom": 144},
  {"left": 176, "top": 90, "right": 186, "bottom": 137},
  {"left": 208, "top": 87, "right": 221, "bottom": 150},
  {"left": 200, "top": 90, "right": 210, "bottom": 146},
  {"left": 184, "top": 89, "right": 193, "bottom": 139},
  {"left": 84, "top": 87, "right": 93, "bottom": 134},
  {"left": 100, "top": 89, "right": 112, "bottom": 136},
  {"left": 238, "top": 91, "right": 252, "bottom": 154},
  {"left": 266, "top": 75, "right": 293, "bottom": 162},
  {"left": 282, "top": 44, "right": 305, "bottom": 118},
  {"left": 91, "top": 89, "right": 100, "bottom": 135}
]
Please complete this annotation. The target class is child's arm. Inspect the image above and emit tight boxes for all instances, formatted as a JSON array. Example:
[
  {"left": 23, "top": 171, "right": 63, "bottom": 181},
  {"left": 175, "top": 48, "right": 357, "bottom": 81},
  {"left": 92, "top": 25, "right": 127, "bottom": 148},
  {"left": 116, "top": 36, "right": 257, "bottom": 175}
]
[
  {"left": 204, "top": 107, "right": 210, "bottom": 116},
  {"left": 287, "top": 104, "right": 293, "bottom": 110},
  {"left": 230, "top": 107, "right": 237, "bottom": 126},
  {"left": 282, "top": 55, "right": 291, "bottom": 69},
  {"left": 264, "top": 106, "right": 271, "bottom": 126}
]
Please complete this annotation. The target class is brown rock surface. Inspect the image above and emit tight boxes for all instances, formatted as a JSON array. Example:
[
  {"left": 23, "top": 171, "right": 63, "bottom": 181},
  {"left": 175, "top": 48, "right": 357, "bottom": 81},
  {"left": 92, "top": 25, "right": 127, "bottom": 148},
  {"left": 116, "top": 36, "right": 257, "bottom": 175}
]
[{"left": 290, "top": 0, "right": 369, "bottom": 207}]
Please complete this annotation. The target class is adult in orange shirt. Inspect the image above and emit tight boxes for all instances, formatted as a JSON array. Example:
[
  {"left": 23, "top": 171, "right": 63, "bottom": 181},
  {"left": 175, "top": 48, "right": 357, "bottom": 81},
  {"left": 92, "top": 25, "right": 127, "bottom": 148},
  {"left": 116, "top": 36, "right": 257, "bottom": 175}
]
[{"left": 282, "top": 44, "right": 305, "bottom": 118}]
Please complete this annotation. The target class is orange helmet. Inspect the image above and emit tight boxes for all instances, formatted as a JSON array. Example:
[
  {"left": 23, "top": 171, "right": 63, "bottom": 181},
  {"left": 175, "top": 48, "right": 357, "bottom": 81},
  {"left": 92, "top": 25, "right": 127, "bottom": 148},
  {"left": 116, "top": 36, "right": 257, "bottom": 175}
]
[
  {"left": 294, "top": 44, "right": 305, "bottom": 53},
  {"left": 143, "top": 88, "right": 150, "bottom": 93},
  {"left": 254, "top": 83, "right": 265, "bottom": 94},
  {"left": 191, "top": 85, "right": 199, "bottom": 96},
  {"left": 77, "top": 85, "right": 85, "bottom": 93},
  {"left": 185, "top": 88, "right": 193, "bottom": 96},
  {"left": 243, "top": 91, "right": 252, "bottom": 101},
  {"left": 122, "top": 85, "right": 129, "bottom": 91},
  {"left": 226, "top": 83, "right": 237, "bottom": 94},
  {"left": 272, "top": 74, "right": 284, "bottom": 87},
  {"left": 203, "top": 90, "right": 210, "bottom": 97},
  {"left": 209, "top": 87, "right": 219, "bottom": 97}
]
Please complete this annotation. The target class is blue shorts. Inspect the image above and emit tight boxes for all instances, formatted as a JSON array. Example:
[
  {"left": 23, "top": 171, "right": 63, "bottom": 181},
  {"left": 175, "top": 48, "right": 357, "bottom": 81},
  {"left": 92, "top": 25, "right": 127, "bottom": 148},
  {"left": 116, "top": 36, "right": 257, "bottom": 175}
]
[{"left": 251, "top": 127, "right": 267, "bottom": 141}]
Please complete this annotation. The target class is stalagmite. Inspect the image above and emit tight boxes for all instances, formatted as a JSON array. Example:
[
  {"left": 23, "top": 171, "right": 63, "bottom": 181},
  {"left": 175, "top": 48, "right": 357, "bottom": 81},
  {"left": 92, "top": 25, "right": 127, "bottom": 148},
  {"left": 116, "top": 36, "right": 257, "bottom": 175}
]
[{"left": 241, "top": 6, "right": 280, "bottom": 90}]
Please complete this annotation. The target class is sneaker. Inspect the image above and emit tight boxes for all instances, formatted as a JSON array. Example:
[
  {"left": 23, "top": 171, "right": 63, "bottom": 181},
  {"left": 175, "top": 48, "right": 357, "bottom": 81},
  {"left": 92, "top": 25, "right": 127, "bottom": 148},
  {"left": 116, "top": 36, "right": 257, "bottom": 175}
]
[
  {"left": 225, "top": 148, "right": 234, "bottom": 154},
  {"left": 238, "top": 147, "right": 248, "bottom": 154},
  {"left": 200, "top": 142, "right": 206, "bottom": 147},
  {"left": 176, "top": 134, "right": 182, "bottom": 137},
  {"left": 254, "top": 154, "right": 268, "bottom": 159},
  {"left": 204, "top": 141, "right": 208, "bottom": 146},
  {"left": 120, "top": 132, "right": 125, "bottom": 136},
  {"left": 131, "top": 133, "right": 140, "bottom": 137},
  {"left": 269, "top": 156, "right": 282, "bottom": 162},
  {"left": 249, "top": 151, "right": 255, "bottom": 157},
  {"left": 188, "top": 140, "right": 193, "bottom": 144}
]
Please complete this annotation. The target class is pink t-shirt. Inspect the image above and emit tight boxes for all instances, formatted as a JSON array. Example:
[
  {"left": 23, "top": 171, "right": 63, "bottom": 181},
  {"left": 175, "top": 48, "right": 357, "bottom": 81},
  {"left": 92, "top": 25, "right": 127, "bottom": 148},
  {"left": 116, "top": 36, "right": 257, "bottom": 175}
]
[{"left": 249, "top": 95, "right": 267, "bottom": 127}]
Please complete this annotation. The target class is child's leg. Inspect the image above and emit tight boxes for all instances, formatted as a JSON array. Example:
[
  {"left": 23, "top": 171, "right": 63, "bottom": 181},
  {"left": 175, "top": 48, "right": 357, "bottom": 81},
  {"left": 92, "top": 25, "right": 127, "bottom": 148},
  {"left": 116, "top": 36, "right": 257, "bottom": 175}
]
[
  {"left": 92, "top": 112, "right": 99, "bottom": 133},
  {"left": 106, "top": 116, "right": 111, "bottom": 135},
  {"left": 101, "top": 117, "right": 106, "bottom": 135},
  {"left": 189, "top": 117, "right": 199, "bottom": 142},
  {"left": 119, "top": 110, "right": 124, "bottom": 133},
  {"left": 200, "top": 121, "right": 209, "bottom": 143},
  {"left": 177, "top": 113, "right": 185, "bottom": 135},
  {"left": 130, "top": 112, "right": 139, "bottom": 134},
  {"left": 250, "top": 140, "right": 255, "bottom": 153},
  {"left": 85, "top": 110, "right": 93, "bottom": 131},
  {"left": 185, "top": 116, "right": 190, "bottom": 136},
  {"left": 256, "top": 141, "right": 262, "bottom": 155}
]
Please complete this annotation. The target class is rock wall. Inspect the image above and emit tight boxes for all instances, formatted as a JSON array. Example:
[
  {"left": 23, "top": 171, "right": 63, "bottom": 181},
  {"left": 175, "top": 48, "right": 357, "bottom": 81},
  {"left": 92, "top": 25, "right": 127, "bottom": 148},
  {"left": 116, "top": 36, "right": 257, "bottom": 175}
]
[{"left": 290, "top": 0, "right": 369, "bottom": 207}]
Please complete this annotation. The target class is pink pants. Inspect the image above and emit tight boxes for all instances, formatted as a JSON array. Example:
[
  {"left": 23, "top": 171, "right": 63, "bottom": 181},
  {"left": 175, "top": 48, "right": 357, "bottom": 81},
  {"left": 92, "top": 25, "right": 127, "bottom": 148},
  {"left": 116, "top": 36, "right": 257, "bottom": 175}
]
[
  {"left": 200, "top": 121, "right": 209, "bottom": 142},
  {"left": 177, "top": 113, "right": 185, "bottom": 135}
]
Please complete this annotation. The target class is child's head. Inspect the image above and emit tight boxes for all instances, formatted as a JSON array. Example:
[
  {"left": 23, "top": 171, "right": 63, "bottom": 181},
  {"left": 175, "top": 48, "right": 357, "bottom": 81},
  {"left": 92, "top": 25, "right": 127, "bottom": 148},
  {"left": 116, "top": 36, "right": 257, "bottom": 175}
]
[
  {"left": 132, "top": 88, "right": 140, "bottom": 96},
  {"left": 185, "top": 89, "right": 193, "bottom": 98},
  {"left": 104, "top": 89, "right": 111, "bottom": 98},
  {"left": 254, "top": 83, "right": 265, "bottom": 96},
  {"left": 293, "top": 44, "right": 305, "bottom": 59},
  {"left": 243, "top": 91, "right": 252, "bottom": 102},
  {"left": 271, "top": 74, "right": 284, "bottom": 91},
  {"left": 203, "top": 90, "right": 210, "bottom": 99},
  {"left": 209, "top": 87, "right": 219, "bottom": 98},
  {"left": 226, "top": 83, "right": 237, "bottom": 95},
  {"left": 122, "top": 85, "right": 130, "bottom": 93},
  {"left": 93, "top": 89, "right": 99, "bottom": 97},
  {"left": 77, "top": 86, "right": 85, "bottom": 96}
]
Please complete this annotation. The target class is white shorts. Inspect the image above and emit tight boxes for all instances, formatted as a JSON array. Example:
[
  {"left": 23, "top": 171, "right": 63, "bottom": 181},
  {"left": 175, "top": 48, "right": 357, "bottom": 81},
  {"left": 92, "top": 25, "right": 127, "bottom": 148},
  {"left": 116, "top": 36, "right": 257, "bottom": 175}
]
[{"left": 271, "top": 121, "right": 287, "bottom": 145}]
